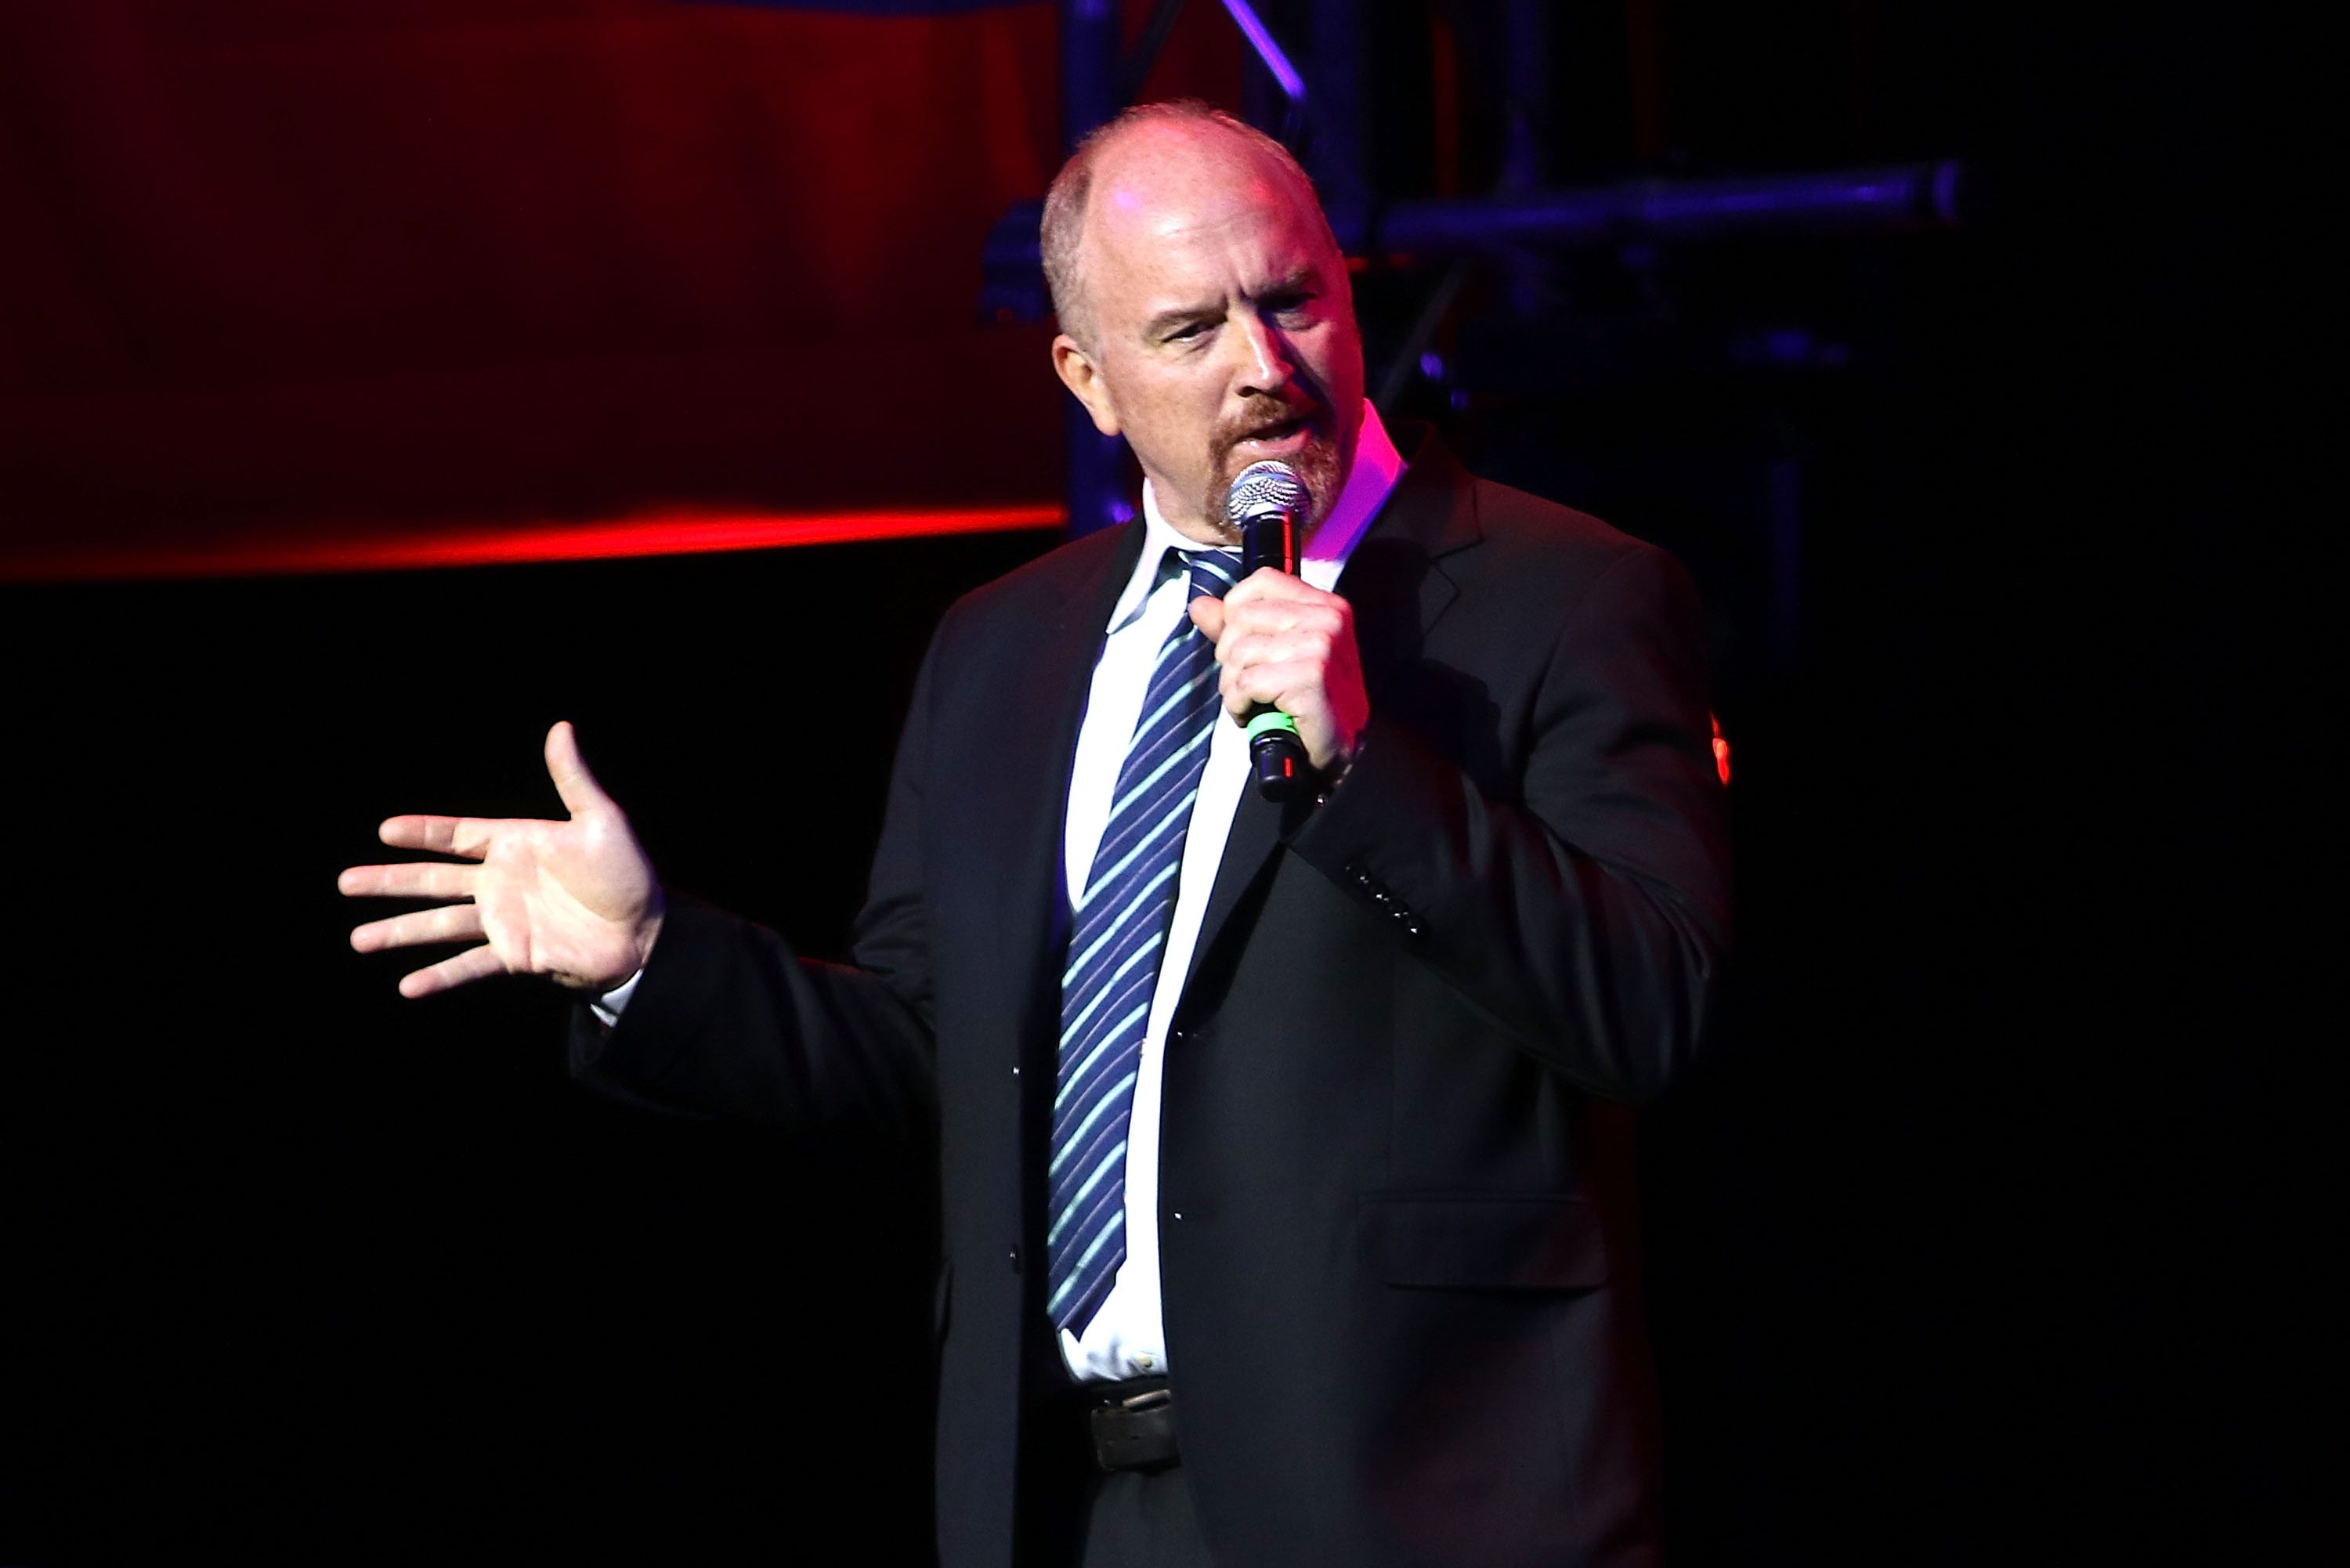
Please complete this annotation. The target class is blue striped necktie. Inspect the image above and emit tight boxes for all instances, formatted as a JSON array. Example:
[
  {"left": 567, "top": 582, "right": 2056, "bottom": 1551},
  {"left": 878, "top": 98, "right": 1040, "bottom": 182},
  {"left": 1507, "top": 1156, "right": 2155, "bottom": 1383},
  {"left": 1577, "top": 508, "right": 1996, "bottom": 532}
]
[{"left": 1047, "top": 547, "right": 1237, "bottom": 1337}]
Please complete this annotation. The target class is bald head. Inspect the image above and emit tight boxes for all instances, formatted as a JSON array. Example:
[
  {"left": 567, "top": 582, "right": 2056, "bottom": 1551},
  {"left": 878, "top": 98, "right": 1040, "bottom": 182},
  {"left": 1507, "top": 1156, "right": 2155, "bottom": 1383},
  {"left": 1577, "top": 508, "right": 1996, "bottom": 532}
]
[
  {"left": 1040, "top": 103, "right": 1337, "bottom": 351},
  {"left": 1042, "top": 101, "right": 1365, "bottom": 542}
]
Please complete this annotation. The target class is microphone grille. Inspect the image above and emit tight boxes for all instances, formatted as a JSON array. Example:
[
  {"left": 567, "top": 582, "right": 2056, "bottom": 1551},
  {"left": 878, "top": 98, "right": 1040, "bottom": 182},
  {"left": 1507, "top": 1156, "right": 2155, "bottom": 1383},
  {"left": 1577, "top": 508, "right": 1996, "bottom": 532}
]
[{"left": 1225, "top": 461, "right": 1309, "bottom": 527}]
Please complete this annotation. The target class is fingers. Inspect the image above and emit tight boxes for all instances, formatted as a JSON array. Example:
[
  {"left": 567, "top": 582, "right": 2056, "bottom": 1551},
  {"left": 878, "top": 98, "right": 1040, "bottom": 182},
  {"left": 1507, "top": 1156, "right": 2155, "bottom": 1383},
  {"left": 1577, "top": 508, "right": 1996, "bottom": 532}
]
[
  {"left": 1222, "top": 566, "right": 1329, "bottom": 612},
  {"left": 1194, "top": 570, "right": 1329, "bottom": 641},
  {"left": 1202, "top": 573, "right": 1367, "bottom": 771},
  {"left": 544, "top": 721, "right": 615, "bottom": 818},
  {"left": 1217, "top": 641, "right": 1324, "bottom": 717},
  {"left": 370, "top": 724, "right": 606, "bottom": 856},
  {"left": 398, "top": 944, "right": 509, "bottom": 999},
  {"left": 375, "top": 814, "right": 496, "bottom": 857},
  {"left": 1209, "top": 606, "right": 1348, "bottom": 682},
  {"left": 349, "top": 901, "right": 486, "bottom": 954},
  {"left": 1220, "top": 655, "right": 1326, "bottom": 712},
  {"left": 338, "top": 860, "right": 478, "bottom": 901},
  {"left": 1213, "top": 585, "right": 1346, "bottom": 644},
  {"left": 1213, "top": 626, "right": 1340, "bottom": 674}
]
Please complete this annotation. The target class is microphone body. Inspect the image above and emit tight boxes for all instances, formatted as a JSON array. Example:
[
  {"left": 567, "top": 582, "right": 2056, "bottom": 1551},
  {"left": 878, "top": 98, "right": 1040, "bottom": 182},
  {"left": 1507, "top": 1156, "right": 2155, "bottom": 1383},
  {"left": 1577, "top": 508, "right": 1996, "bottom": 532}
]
[{"left": 1227, "top": 461, "right": 1313, "bottom": 801}]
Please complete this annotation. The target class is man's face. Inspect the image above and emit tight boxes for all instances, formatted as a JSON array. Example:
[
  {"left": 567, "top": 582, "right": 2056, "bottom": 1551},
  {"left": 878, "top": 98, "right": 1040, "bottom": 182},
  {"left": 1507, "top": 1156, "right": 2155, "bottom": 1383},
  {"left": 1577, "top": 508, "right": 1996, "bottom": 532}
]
[{"left": 1053, "top": 125, "right": 1365, "bottom": 544}]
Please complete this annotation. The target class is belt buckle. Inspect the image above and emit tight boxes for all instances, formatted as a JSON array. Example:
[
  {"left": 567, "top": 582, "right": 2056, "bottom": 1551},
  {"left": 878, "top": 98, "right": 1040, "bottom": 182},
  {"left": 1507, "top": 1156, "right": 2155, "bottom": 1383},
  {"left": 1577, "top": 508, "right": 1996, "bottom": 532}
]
[{"left": 1089, "top": 1383, "right": 1180, "bottom": 1472}]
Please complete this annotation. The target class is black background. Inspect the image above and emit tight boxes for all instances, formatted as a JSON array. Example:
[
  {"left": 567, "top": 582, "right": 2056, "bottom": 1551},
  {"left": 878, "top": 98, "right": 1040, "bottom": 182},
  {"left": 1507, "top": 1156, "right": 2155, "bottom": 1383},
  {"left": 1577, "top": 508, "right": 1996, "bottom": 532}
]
[{"left": 0, "top": 3, "right": 2317, "bottom": 1563}]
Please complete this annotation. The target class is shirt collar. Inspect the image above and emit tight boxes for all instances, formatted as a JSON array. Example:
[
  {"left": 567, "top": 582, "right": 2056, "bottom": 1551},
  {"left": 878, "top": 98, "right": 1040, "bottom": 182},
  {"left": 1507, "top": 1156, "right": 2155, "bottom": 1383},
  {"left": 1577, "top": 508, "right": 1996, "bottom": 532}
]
[{"left": 1115, "top": 401, "right": 1408, "bottom": 630}]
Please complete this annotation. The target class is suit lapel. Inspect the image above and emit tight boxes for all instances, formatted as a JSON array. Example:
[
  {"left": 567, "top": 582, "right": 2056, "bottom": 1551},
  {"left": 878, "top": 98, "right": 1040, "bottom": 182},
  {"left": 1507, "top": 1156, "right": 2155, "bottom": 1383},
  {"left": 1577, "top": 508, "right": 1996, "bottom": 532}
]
[
  {"left": 967, "top": 522, "right": 1147, "bottom": 1037},
  {"left": 1177, "top": 422, "right": 1484, "bottom": 1004},
  {"left": 1180, "top": 770, "right": 1292, "bottom": 1006}
]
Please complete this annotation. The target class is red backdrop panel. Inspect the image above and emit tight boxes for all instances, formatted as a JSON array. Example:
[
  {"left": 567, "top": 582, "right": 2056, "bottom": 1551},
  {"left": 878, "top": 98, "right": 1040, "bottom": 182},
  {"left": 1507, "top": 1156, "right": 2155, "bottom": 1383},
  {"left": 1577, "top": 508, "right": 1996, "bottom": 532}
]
[{"left": 0, "top": 0, "right": 1238, "bottom": 578}]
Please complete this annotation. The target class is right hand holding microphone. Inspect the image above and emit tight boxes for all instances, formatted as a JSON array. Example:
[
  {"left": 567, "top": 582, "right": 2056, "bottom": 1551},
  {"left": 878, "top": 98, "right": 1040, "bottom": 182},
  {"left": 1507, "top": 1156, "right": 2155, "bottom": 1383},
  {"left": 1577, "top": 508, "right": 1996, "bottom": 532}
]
[
  {"left": 339, "top": 721, "right": 663, "bottom": 999},
  {"left": 1188, "top": 570, "right": 1368, "bottom": 779}
]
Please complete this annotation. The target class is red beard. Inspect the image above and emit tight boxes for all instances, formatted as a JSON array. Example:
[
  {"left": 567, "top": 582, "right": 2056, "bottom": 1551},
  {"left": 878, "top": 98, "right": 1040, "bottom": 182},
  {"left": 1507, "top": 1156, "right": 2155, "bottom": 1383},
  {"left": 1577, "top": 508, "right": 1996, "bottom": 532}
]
[{"left": 1202, "top": 404, "right": 1346, "bottom": 544}]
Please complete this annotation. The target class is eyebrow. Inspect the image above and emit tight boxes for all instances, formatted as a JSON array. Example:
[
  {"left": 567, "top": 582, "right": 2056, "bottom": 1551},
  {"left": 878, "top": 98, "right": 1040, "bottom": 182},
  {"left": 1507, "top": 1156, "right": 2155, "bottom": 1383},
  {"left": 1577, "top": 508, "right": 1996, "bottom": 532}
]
[
  {"left": 1143, "top": 303, "right": 1214, "bottom": 340},
  {"left": 1141, "top": 265, "right": 1321, "bottom": 341}
]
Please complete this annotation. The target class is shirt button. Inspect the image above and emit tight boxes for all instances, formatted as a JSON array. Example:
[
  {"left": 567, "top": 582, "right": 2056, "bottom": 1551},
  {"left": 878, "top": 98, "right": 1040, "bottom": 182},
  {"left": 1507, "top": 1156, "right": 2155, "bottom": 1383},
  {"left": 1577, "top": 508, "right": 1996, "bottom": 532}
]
[
  {"left": 1137, "top": 1353, "right": 1155, "bottom": 1369},
  {"left": 1011, "top": 1064, "right": 1021, "bottom": 1077},
  {"left": 1008, "top": 1246, "right": 1022, "bottom": 1274}
]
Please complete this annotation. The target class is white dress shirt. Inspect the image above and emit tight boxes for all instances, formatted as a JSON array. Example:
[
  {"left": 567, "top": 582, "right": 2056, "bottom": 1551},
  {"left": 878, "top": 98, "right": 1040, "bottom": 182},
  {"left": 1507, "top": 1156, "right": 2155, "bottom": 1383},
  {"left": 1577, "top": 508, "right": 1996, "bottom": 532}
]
[
  {"left": 1053, "top": 406, "right": 1405, "bottom": 1380},
  {"left": 599, "top": 406, "right": 1408, "bottom": 1383}
]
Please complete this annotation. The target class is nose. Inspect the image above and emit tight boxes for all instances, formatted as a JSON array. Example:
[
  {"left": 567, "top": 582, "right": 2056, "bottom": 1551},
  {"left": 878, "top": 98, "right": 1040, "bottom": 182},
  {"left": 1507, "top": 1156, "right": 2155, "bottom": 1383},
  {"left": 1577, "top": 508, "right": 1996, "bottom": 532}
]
[{"left": 1231, "top": 307, "right": 1293, "bottom": 393}]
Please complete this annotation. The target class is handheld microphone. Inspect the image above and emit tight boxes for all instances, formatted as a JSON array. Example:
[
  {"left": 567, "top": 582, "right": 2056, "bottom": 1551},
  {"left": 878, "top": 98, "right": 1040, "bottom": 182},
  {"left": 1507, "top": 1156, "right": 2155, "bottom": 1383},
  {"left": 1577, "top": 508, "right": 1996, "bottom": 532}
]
[{"left": 1226, "top": 460, "right": 1312, "bottom": 801}]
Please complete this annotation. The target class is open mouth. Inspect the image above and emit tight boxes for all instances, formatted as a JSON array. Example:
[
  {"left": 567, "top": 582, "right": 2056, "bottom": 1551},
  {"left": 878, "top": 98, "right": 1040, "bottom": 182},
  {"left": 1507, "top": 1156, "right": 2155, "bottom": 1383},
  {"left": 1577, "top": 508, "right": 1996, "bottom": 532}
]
[{"left": 1233, "top": 414, "right": 1314, "bottom": 454}]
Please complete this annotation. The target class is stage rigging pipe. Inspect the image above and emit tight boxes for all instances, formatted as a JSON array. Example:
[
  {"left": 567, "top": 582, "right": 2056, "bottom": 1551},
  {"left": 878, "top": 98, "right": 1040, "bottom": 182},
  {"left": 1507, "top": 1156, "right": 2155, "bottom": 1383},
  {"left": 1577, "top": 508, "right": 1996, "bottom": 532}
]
[
  {"left": 1343, "top": 161, "right": 1965, "bottom": 256},
  {"left": 989, "top": 163, "right": 1965, "bottom": 324},
  {"left": 1220, "top": 0, "right": 1308, "bottom": 144}
]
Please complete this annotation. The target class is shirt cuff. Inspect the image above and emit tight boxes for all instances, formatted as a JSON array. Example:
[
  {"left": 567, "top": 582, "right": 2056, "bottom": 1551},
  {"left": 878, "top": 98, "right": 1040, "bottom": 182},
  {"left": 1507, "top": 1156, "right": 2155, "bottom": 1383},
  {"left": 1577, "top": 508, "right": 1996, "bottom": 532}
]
[{"left": 589, "top": 968, "right": 646, "bottom": 1028}]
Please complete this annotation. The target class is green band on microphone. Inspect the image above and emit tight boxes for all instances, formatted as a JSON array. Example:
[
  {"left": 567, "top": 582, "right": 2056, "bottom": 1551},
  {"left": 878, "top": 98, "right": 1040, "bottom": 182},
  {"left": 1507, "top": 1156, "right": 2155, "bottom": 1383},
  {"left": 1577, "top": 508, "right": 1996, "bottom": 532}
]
[{"left": 1245, "top": 711, "right": 1300, "bottom": 742}]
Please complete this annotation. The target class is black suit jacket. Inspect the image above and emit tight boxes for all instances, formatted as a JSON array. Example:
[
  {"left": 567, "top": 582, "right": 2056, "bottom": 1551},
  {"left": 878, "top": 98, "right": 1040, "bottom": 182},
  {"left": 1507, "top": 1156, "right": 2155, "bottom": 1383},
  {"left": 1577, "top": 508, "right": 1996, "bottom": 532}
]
[{"left": 574, "top": 425, "right": 1730, "bottom": 1568}]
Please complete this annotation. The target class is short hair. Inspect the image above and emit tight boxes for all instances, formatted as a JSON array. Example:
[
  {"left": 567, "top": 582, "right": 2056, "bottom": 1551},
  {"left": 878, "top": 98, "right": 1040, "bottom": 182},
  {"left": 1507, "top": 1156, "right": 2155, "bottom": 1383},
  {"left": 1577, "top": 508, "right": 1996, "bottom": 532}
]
[{"left": 1039, "top": 100, "right": 1332, "bottom": 349}]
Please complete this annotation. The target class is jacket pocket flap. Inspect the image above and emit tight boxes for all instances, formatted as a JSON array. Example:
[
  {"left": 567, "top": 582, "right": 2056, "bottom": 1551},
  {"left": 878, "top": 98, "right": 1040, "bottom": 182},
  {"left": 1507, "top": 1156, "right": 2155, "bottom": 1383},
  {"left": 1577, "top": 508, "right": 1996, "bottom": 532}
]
[{"left": 1361, "top": 1194, "right": 1609, "bottom": 1289}]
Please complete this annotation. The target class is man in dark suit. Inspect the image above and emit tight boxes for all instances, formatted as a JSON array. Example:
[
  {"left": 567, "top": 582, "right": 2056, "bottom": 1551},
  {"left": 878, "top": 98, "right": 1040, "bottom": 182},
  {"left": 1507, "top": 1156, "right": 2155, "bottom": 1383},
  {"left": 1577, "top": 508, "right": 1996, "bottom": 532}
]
[{"left": 343, "top": 103, "right": 1727, "bottom": 1567}]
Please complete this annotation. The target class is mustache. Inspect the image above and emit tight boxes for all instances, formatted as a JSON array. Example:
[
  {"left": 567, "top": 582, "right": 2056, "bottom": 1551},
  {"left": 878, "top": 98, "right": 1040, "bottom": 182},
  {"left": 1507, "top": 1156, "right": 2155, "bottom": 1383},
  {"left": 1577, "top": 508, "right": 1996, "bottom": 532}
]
[{"left": 1211, "top": 400, "right": 1325, "bottom": 461}]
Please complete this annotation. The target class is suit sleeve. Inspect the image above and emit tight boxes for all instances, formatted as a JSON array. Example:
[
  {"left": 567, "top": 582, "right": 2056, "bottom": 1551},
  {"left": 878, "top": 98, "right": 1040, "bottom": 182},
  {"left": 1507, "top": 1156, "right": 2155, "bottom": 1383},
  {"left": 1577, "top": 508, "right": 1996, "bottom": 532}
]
[
  {"left": 566, "top": 630, "right": 943, "bottom": 1144},
  {"left": 1289, "top": 538, "right": 1730, "bottom": 1105}
]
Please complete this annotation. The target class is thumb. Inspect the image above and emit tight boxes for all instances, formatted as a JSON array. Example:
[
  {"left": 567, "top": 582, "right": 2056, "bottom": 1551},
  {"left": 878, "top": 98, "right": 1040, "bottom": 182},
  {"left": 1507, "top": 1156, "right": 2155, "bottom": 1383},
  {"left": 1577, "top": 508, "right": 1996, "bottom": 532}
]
[
  {"left": 1188, "top": 594, "right": 1227, "bottom": 641},
  {"left": 544, "top": 721, "right": 616, "bottom": 817}
]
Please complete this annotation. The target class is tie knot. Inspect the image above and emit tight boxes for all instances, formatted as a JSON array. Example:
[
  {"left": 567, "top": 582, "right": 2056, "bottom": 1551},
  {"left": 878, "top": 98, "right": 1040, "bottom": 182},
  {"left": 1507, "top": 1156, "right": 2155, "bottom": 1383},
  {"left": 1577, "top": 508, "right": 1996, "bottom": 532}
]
[{"left": 1183, "top": 548, "right": 1240, "bottom": 600}]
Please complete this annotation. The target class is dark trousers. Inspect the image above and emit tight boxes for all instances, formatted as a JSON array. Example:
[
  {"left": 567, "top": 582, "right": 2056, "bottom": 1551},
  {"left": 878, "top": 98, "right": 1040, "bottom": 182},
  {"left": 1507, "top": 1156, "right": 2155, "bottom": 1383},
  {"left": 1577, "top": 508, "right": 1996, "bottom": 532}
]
[
  {"left": 1076, "top": 1465, "right": 1213, "bottom": 1567},
  {"left": 1014, "top": 1381, "right": 1215, "bottom": 1568}
]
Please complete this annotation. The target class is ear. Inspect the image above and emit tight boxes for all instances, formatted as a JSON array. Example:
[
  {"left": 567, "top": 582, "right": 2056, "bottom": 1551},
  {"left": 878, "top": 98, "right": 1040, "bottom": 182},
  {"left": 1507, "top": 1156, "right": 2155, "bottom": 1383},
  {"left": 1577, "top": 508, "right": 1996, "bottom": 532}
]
[{"left": 1052, "top": 334, "right": 1122, "bottom": 439}]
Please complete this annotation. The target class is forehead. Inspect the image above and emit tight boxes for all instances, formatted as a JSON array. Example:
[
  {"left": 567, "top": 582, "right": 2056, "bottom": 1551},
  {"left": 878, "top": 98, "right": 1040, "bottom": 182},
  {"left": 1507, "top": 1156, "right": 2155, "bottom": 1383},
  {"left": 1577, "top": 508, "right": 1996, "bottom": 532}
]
[{"left": 1081, "top": 128, "right": 1331, "bottom": 305}]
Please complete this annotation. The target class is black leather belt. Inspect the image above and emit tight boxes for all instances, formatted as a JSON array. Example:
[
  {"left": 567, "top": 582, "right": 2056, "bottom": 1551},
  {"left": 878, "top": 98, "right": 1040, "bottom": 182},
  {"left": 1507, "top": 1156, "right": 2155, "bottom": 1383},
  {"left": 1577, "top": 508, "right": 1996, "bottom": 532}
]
[{"left": 1083, "top": 1375, "right": 1180, "bottom": 1472}]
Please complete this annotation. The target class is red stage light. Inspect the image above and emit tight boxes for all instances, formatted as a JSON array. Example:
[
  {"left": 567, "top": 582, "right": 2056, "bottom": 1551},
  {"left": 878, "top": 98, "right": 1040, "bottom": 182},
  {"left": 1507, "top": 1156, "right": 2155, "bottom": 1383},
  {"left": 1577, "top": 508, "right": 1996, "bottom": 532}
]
[{"left": 1, "top": 504, "right": 1067, "bottom": 583}]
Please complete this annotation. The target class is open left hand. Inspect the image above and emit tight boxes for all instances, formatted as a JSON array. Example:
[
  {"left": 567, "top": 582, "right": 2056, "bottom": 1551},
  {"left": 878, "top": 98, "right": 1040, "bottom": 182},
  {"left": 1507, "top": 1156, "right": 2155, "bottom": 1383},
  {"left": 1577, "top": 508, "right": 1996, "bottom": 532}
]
[
  {"left": 338, "top": 721, "right": 663, "bottom": 999},
  {"left": 1189, "top": 568, "right": 1368, "bottom": 774}
]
